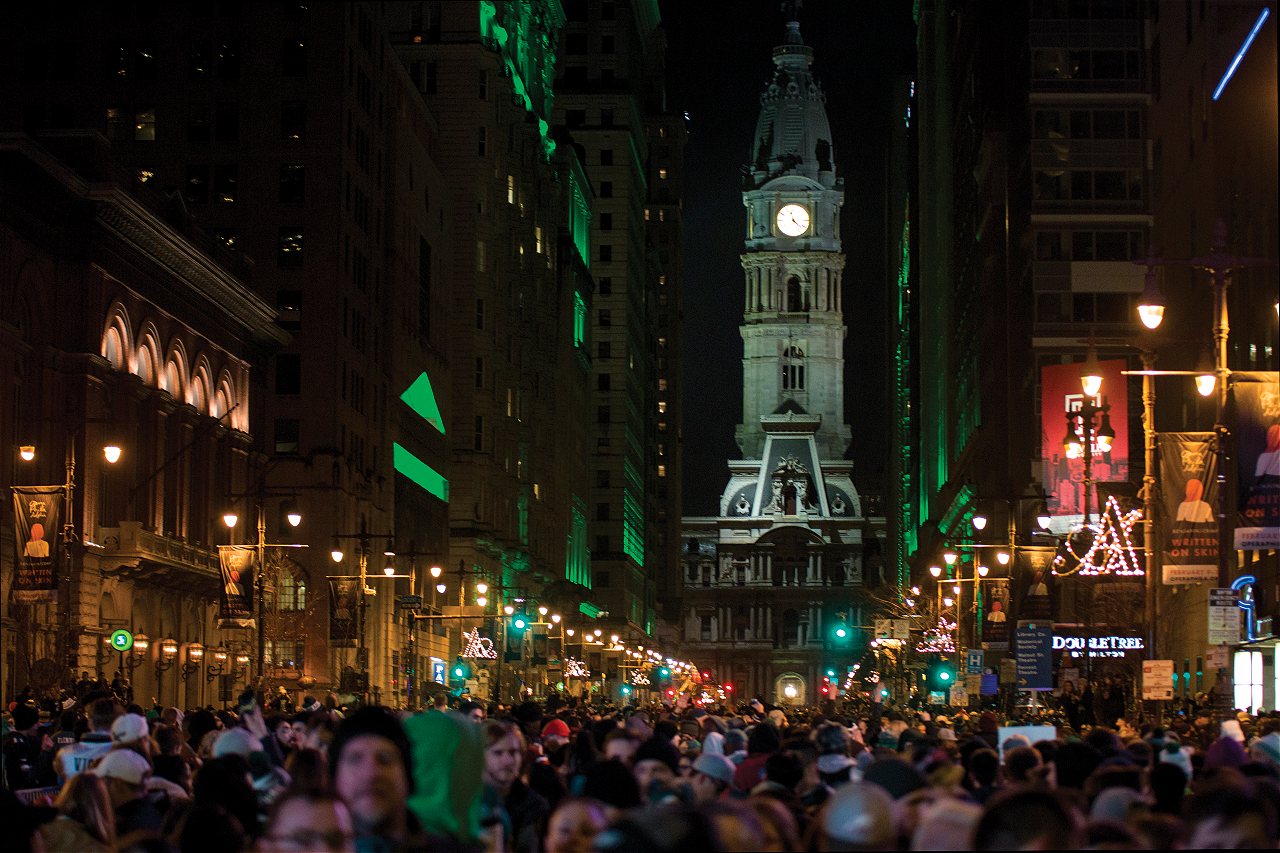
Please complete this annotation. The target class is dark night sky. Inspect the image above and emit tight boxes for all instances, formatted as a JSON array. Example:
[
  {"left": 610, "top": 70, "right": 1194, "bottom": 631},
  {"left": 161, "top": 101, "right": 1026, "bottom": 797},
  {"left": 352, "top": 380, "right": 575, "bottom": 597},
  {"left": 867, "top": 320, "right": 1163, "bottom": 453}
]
[{"left": 662, "top": 0, "right": 916, "bottom": 515}]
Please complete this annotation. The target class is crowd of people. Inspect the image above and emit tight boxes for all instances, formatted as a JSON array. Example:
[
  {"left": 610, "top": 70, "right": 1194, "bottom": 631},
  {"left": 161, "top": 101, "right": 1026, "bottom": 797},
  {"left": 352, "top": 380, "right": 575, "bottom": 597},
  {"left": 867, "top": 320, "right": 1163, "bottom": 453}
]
[{"left": 3, "top": 682, "right": 1280, "bottom": 851}]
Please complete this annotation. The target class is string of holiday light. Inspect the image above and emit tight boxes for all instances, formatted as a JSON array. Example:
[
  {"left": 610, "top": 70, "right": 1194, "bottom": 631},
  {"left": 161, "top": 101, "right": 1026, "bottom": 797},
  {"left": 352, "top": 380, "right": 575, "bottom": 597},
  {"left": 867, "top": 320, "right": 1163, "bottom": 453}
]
[
  {"left": 564, "top": 657, "right": 591, "bottom": 678},
  {"left": 915, "top": 616, "right": 957, "bottom": 654},
  {"left": 460, "top": 628, "right": 498, "bottom": 659},
  {"left": 1053, "top": 495, "right": 1144, "bottom": 577}
]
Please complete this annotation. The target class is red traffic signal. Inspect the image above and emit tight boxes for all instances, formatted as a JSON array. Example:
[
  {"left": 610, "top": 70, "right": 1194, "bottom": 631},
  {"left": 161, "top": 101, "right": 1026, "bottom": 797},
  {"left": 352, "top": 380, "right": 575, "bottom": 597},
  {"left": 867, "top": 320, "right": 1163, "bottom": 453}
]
[
  {"left": 724, "top": 684, "right": 734, "bottom": 692},
  {"left": 820, "top": 685, "right": 830, "bottom": 695},
  {"left": 666, "top": 689, "right": 675, "bottom": 697}
]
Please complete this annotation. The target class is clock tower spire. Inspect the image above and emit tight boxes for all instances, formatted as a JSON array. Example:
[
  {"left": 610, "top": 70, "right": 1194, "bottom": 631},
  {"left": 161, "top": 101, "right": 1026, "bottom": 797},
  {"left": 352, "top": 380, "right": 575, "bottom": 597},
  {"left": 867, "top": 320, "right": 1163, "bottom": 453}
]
[{"left": 736, "top": 14, "right": 849, "bottom": 462}]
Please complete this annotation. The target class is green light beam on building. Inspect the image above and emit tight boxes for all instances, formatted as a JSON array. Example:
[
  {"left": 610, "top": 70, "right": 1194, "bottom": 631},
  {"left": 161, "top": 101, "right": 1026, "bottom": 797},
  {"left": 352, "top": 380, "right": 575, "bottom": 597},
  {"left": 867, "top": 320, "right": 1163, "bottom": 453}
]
[
  {"left": 393, "top": 442, "right": 448, "bottom": 502},
  {"left": 400, "top": 371, "right": 445, "bottom": 434}
]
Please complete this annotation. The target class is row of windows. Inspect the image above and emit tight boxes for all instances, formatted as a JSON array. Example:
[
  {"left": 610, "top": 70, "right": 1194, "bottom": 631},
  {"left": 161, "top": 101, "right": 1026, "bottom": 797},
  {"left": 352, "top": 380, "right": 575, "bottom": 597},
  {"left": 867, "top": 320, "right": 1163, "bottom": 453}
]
[
  {"left": 1035, "top": 291, "right": 1140, "bottom": 324},
  {"left": 1034, "top": 168, "right": 1143, "bottom": 202},
  {"left": 183, "top": 163, "right": 305, "bottom": 205},
  {"left": 1035, "top": 229, "right": 1146, "bottom": 261},
  {"left": 1032, "top": 49, "right": 1143, "bottom": 82},
  {"left": 105, "top": 101, "right": 307, "bottom": 143},
  {"left": 1033, "top": 108, "right": 1142, "bottom": 139}
]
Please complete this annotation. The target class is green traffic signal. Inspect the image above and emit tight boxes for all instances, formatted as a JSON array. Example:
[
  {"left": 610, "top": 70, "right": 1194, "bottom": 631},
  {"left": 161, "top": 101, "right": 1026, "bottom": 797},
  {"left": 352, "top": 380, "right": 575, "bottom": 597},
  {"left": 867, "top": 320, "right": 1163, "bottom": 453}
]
[
  {"left": 621, "top": 685, "right": 632, "bottom": 695},
  {"left": 512, "top": 615, "right": 528, "bottom": 630},
  {"left": 939, "top": 670, "right": 951, "bottom": 682},
  {"left": 658, "top": 667, "right": 670, "bottom": 678},
  {"left": 834, "top": 626, "right": 848, "bottom": 639},
  {"left": 825, "top": 668, "right": 836, "bottom": 678}
]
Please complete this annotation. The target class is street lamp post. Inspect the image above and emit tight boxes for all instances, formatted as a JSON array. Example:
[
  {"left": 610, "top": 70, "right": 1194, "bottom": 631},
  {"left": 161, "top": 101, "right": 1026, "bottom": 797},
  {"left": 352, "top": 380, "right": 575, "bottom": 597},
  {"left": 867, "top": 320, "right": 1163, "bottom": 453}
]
[
  {"left": 222, "top": 489, "right": 303, "bottom": 682},
  {"left": 12, "top": 434, "right": 122, "bottom": 691}
]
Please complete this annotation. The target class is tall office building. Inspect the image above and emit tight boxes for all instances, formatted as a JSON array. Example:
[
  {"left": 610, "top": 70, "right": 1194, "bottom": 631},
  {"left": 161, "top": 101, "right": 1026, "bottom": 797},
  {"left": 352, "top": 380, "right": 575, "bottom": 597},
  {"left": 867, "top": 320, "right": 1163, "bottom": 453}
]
[
  {"left": 390, "top": 1, "right": 603, "bottom": 696},
  {"left": 554, "top": 0, "right": 680, "bottom": 644},
  {"left": 2, "top": 2, "right": 453, "bottom": 705}
]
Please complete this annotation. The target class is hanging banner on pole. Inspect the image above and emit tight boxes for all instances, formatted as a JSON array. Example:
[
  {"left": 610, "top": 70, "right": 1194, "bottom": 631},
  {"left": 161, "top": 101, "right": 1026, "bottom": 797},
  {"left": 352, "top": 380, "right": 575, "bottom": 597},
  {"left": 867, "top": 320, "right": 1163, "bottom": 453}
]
[
  {"left": 328, "top": 577, "right": 359, "bottom": 647},
  {"left": 1159, "top": 433, "right": 1219, "bottom": 584},
  {"left": 11, "top": 486, "right": 65, "bottom": 603},
  {"left": 1232, "top": 380, "right": 1280, "bottom": 549},
  {"left": 983, "top": 579, "right": 1010, "bottom": 650},
  {"left": 216, "top": 545, "right": 256, "bottom": 629}
]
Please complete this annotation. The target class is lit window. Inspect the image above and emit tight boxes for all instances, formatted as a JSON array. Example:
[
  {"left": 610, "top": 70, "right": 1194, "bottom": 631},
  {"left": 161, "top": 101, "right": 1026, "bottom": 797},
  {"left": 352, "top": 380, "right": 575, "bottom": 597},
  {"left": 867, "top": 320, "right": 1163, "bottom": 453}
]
[
  {"left": 657, "top": 465, "right": 666, "bottom": 477},
  {"left": 658, "top": 401, "right": 667, "bottom": 413},
  {"left": 507, "top": 175, "right": 515, "bottom": 204},
  {"left": 658, "top": 168, "right": 668, "bottom": 179},
  {"left": 535, "top": 225, "right": 544, "bottom": 253},
  {"left": 644, "top": 208, "right": 651, "bottom": 221},
  {"left": 137, "top": 169, "right": 154, "bottom": 184},
  {"left": 1235, "top": 650, "right": 1263, "bottom": 714}
]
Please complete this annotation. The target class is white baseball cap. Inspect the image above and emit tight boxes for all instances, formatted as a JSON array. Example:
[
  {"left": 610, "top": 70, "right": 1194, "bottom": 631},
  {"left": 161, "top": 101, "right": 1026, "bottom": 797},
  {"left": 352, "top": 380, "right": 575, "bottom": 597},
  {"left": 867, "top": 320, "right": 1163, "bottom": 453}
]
[
  {"left": 110, "top": 713, "right": 150, "bottom": 745},
  {"left": 91, "top": 749, "right": 151, "bottom": 785}
]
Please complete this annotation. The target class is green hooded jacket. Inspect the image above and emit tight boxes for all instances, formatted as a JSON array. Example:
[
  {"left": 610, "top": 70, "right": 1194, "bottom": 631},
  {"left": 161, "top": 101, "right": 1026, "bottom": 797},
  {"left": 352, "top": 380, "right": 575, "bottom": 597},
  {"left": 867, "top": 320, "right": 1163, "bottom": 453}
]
[{"left": 404, "top": 711, "right": 485, "bottom": 845}]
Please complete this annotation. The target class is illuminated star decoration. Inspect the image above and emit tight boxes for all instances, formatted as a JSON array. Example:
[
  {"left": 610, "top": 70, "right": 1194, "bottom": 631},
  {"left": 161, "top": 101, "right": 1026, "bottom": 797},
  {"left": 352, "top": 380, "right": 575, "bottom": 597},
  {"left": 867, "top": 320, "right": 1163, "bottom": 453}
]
[
  {"left": 1054, "top": 495, "right": 1144, "bottom": 577},
  {"left": 460, "top": 628, "right": 498, "bottom": 659},
  {"left": 915, "top": 617, "right": 957, "bottom": 654},
  {"left": 564, "top": 657, "right": 591, "bottom": 678}
]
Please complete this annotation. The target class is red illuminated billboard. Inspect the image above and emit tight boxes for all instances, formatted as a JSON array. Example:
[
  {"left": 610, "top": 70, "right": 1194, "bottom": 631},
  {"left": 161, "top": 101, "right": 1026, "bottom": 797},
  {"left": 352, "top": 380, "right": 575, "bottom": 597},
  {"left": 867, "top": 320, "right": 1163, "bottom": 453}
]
[{"left": 1040, "top": 360, "right": 1129, "bottom": 517}]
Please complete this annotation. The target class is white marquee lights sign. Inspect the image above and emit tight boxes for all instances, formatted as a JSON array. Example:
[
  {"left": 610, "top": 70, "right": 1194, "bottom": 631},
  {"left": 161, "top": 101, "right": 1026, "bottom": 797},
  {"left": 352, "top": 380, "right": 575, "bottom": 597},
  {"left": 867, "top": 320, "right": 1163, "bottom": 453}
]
[{"left": 1052, "top": 634, "right": 1145, "bottom": 659}]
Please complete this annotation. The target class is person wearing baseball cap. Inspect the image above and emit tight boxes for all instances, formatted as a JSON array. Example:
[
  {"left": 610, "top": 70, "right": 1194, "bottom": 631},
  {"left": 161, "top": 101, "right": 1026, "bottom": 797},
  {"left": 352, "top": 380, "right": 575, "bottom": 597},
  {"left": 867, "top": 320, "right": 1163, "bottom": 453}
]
[
  {"left": 92, "top": 748, "right": 165, "bottom": 837},
  {"left": 110, "top": 713, "right": 151, "bottom": 748},
  {"left": 688, "top": 753, "right": 734, "bottom": 805}
]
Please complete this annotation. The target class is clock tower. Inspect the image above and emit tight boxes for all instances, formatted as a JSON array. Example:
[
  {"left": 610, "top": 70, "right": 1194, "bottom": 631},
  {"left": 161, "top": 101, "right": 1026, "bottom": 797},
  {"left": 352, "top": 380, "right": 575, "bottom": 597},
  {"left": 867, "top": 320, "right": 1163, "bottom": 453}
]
[
  {"left": 679, "top": 11, "right": 885, "bottom": 708},
  {"left": 737, "top": 17, "right": 850, "bottom": 462}
]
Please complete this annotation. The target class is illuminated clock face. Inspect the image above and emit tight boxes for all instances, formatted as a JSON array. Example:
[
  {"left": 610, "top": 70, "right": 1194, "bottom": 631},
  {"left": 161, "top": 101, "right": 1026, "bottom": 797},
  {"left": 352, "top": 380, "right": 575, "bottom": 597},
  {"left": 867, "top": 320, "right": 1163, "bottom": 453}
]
[{"left": 775, "top": 204, "right": 810, "bottom": 237}]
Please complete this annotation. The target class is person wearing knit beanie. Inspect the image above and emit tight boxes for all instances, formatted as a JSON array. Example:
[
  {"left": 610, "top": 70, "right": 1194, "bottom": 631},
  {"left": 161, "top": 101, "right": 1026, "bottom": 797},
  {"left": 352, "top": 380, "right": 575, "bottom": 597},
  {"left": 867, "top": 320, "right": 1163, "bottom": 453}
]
[
  {"left": 331, "top": 706, "right": 418, "bottom": 849},
  {"left": 1158, "top": 740, "right": 1193, "bottom": 779},
  {"left": 1250, "top": 731, "right": 1280, "bottom": 768},
  {"left": 1220, "top": 718, "right": 1246, "bottom": 743}
]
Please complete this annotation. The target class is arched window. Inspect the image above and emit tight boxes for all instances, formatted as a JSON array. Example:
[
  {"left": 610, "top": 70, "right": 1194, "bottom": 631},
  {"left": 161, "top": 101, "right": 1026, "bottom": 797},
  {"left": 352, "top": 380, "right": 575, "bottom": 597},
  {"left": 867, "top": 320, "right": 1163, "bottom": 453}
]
[
  {"left": 103, "top": 327, "right": 125, "bottom": 371},
  {"left": 781, "top": 345, "right": 805, "bottom": 391},
  {"left": 786, "top": 276, "right": 802, "bottom": 312},
  {"left": 135, "top": 343, "right": 155, "bottom": 385}
]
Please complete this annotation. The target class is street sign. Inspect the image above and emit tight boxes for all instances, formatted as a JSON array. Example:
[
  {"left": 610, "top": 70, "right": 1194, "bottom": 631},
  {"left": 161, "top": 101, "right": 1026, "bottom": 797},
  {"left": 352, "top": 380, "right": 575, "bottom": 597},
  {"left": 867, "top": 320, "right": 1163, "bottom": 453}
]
[
  {"left": 893, "top": 619, "right": 913, "bottom": 640},
  {"left": 951, "top": 685, "right": 970, "bottom": 707},
  {"left": 1015, "top": 623, "right": 1053, "bottom": 690},
  {"left": 1142, "top": 660, "right": 1175, "bottom": 700},
  {"left": 395, "top": 594, "right": 423, "bottom": 609},
  {"left": 965, "top": 674, "right": 982, "bottom": 697},
  {"left": 1207, "top": 588, "right": 1239, "bottom": 646},
  {"left": 1205, "top": 646, "right": 1229, "bottom": 671},
  {"left": 966, "top": 649, "right": 984, "bottom": 675},
  {"left": 981, "top": 673, "right": 999, "bottom": 695},
  {"left": 874, "top": 619, "right": 892, "bottom": 639},
  {"left": 108, "top": 629, "right": 134, "bottom": 652}
]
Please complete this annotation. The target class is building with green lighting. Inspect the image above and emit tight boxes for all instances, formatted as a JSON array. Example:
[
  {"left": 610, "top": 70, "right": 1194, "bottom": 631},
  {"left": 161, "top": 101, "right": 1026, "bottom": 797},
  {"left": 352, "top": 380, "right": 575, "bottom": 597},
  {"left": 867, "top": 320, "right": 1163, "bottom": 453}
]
[
  {"left": 552, "top": 0, "right": 684, "bottom": 650},
  {"left": 392, "top": 0, "right": 607, "bottom": 697},
  {"left": 680, "top": 14, "right": 887, "bottom": 708}
]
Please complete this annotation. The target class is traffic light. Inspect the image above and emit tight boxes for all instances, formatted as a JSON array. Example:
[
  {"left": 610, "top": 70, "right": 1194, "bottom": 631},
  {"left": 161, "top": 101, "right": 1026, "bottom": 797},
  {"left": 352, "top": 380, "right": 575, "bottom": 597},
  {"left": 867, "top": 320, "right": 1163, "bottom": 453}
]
[
  {"left": 723, "top": 683, "right": 734, "bottom": 693},
  {"left": 831, "top": 610, "right": 851, "bottom": 642},
  {"left": 658, "top": 666, "right": 670, "bottom": 679},
  {"left": 511, "top": 613, "right": 529, "bottom": 631},
  {"left": 926, "top": 659, "right": 954, "bottom": 690},
  {"left": 820, "top": 674, "right": 832, "bottom": 696},
  {"left": 450, "top": 658, "right": 470, "bottom": 684},
  {"left": 621, "top": 684, "right": 632, "bottom": 697}
]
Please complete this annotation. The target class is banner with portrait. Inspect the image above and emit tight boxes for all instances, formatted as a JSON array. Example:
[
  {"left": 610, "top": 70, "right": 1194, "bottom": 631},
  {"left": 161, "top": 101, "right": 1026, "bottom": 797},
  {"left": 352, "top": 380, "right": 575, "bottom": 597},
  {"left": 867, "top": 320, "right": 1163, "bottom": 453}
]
[
  {"left": 1158, "top": 433, "right": 1218, "bottom": 584},
  {"left": 1232, "top": 380, "right": 1280, "bottom": 549},
  {"left": 982, "top": 578, "right": 1010, "bottom": 650},
  {"left": 1040, "top": 360, "right": 1130, "bottom": 518},
  {"left": 10, "top": 486, "right": 64, "bottom": 603},
  {"left": 328, "top": 577, "right": 360, "bottom": 647},
  {"left": 216, "top": 545, "right": 256, "bottom": 629}
]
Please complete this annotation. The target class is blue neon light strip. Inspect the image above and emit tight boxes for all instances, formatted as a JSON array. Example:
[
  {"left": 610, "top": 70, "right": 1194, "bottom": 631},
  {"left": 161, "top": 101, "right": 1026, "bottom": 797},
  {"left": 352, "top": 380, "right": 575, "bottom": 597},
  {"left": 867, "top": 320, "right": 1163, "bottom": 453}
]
[{"left": 1212, "top": 7, "right": 1270, "bottom": 101}]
